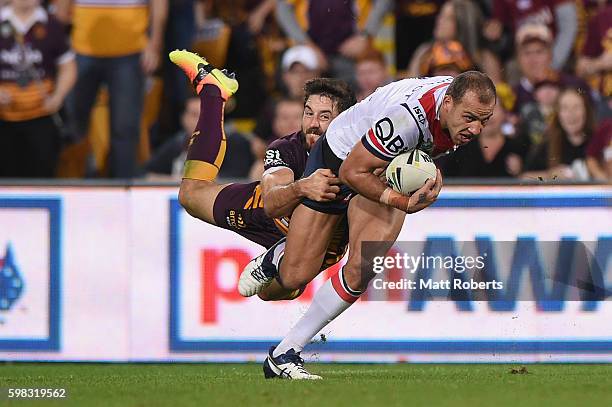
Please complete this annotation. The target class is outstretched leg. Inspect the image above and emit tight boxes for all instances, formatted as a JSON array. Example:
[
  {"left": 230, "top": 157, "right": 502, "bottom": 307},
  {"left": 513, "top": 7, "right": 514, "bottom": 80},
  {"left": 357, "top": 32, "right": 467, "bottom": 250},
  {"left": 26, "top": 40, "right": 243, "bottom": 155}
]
[
  {"left": 264, "top": 196, "right": 405, "bottom": 379},
  {"left": 169, "top": 50, "right": 239, "bottom": 224}
]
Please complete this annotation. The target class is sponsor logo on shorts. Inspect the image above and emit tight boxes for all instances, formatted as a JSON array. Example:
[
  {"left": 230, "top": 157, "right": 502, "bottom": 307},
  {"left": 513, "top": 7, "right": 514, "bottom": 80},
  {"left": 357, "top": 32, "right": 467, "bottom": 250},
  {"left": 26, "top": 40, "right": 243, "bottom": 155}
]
[{"left": 226, "top": 210, "right": 246, "bottom": 230}]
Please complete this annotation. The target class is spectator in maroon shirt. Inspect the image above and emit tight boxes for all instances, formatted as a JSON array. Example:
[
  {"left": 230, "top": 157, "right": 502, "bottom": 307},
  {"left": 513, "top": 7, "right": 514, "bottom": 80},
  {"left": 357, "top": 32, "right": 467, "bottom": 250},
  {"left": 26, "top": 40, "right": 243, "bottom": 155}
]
[
  {"left": 484, "top": 0, "right": 577, "bottom": 69},
  {"left": 0, "top": 0, "right": 76, "bottom": 178},
  {"left": 576, "top": 4, "right": 612, "bottom": 117},
  {"left": 275, "top": 0, "right": 391, "bottom": 85}
]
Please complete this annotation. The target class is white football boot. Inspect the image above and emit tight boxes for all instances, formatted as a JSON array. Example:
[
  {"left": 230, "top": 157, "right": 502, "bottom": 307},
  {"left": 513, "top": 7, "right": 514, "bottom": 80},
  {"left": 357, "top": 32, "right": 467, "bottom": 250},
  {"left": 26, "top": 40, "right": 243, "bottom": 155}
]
[
  {"left": 263, "top": 346, "right": 322, "bottom": 380},
  {"left": 238, "top": 238, "right": 285, "bottom": 297}
]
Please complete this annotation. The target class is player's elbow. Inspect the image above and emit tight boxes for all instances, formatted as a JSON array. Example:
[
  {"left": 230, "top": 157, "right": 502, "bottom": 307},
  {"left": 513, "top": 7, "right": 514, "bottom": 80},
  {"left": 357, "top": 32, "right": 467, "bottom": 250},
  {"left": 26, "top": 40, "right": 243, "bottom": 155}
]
[
  {"left": 338, "top": 163, "right": 352, "bottom": 186},
  {"left": 339, "top": 163, "right": 359, "bottom": 190},
  {"left": 262, "top": 189, "right": 295, "bottom": 218},
  {"left": 263, "top": 203, "right": 281, "bottom": 218},
  {"left": 264, "top": 203, "right": 293, "bottom": 219},
  {"left": 262, "top": 193, "right": 281, "bottom": 218}
]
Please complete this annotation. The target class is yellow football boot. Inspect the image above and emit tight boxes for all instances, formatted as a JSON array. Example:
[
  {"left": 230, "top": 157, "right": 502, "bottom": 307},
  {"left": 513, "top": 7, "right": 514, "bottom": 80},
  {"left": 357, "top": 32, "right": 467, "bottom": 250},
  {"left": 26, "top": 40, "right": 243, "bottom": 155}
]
[{"left": 169, "top": 49, "right": 238, "bottom": 99}]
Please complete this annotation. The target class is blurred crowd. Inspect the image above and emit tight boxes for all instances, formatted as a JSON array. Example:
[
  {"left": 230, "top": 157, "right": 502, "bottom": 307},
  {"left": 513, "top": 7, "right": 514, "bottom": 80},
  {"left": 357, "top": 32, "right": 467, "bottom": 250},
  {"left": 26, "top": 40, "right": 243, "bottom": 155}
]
[{"left": 0, "top": 0, "right": 610, "bottom": 182}]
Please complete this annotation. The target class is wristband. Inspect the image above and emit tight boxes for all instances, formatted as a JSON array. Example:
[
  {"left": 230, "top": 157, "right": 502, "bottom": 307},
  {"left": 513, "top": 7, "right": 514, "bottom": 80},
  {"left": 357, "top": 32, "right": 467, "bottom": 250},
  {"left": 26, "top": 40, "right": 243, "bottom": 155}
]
[
  {"left": 381, "top": 187, "right": 413, "bottom": 212},
  {"left": 379, "top": 187, "right": 393, "bottom": 205}
]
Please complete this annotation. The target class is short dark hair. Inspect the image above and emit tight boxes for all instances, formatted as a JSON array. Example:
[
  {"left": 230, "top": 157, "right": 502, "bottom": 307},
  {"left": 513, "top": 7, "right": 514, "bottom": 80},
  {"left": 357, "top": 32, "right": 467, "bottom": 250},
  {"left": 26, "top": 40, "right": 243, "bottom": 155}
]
[
  {"left": 303, "top": 78, "right": 357, "bottom": 114},
  {"left": 446, "top": 71, "right": 496, "bottom": 104}
]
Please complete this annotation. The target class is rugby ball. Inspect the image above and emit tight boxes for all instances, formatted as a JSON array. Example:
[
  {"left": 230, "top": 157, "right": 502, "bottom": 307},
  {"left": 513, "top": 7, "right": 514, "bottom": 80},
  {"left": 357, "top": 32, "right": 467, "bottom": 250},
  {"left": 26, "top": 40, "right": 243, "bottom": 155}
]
[{"left": 385, "top": 149, "right": 437, "bottom": 194}]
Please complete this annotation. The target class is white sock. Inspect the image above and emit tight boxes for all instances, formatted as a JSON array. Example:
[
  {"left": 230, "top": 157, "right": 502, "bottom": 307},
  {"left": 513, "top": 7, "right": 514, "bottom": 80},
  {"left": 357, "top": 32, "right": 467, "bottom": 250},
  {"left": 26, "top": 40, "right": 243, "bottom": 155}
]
[{"left": 273, "top": 267, "right": 361, "bottom": 357}]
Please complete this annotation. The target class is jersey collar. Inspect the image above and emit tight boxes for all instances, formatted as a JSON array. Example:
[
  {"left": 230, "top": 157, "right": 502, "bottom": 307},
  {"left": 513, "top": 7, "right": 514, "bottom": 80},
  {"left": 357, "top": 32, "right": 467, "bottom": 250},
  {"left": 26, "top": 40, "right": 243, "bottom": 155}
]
[
  {"left": 0, "top": 6, "right": 48, "bottom": 35},
  {"left": 434, "top": 85, "right": 448, "bottom": 121}
]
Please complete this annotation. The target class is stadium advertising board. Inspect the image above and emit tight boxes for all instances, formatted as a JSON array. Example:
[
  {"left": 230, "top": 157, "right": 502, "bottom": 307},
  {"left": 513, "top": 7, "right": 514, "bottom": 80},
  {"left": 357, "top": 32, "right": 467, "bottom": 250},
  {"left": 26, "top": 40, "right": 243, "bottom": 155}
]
[
  {"left": 170, "top": 187, "right": 611, "bottom": 362},
  {"left": 0, "top": 198, "right": 60, "bottom": 351},
  {"left": 0, "top": 189, "right": 131, "bottom": 361},
  {"left": 0, "top": 186, "right": 610, "bottom": 362}
]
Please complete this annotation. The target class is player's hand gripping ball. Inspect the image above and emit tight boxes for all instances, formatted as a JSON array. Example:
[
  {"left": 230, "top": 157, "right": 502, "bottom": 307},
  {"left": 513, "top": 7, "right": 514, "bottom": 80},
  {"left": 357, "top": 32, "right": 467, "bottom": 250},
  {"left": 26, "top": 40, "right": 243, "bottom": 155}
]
[{"left": 385, "top": 149, "right": 437, "bottom": 194}]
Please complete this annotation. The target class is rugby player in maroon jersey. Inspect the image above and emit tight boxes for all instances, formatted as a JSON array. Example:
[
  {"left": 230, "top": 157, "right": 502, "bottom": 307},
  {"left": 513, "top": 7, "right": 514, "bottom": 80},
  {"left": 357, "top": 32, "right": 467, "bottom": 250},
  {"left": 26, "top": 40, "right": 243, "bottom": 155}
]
[{"left": 169, "top": 50, "right": 356, "bottom": 301}]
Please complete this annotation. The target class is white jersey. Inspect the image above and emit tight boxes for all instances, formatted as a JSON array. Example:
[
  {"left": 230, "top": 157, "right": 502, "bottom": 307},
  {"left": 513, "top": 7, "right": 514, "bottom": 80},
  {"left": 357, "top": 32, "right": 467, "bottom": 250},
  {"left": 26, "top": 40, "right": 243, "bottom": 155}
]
[{"left": 326, "top": 76, "right": 456, "bottom": 161}]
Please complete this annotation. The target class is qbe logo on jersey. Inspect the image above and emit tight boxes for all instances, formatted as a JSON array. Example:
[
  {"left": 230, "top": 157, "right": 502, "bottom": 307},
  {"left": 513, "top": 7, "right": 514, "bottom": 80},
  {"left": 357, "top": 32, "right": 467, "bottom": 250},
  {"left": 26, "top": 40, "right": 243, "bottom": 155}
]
[{"left": 0, "top": 198, "right": 61, "bottom": 351}]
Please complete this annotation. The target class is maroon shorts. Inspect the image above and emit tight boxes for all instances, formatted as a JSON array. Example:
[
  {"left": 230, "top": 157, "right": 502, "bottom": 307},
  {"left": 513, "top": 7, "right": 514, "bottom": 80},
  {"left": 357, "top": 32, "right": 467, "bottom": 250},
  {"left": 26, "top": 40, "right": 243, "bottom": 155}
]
[
  {"left": 213, "top": 182, "right": 349, "bottom": 264},
  {"left": 213, "top": 182, "right": 284, "bottom": 249}
]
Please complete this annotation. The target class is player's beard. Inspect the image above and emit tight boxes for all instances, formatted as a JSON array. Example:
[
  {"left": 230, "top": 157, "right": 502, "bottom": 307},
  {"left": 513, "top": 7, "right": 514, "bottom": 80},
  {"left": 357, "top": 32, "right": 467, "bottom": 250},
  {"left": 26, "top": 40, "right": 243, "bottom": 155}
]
[
  {"left": 304, "top": 127, "right": 323, "bottom": 147},
  {"left": 305, "top": 127, "right": 322, "bottom": 136}
]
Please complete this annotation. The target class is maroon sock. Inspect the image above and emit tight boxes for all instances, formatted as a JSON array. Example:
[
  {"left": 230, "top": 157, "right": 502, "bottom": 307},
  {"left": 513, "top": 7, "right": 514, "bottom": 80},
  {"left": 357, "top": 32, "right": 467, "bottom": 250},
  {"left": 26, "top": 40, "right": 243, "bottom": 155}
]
[{"left": 183, "top": 85, "right": 226, "bottom": 180}]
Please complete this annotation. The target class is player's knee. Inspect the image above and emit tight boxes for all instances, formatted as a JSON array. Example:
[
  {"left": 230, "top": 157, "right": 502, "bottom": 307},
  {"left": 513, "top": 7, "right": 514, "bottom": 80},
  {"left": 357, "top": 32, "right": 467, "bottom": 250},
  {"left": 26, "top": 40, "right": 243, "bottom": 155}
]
[
  {"left": 280, "top": 274, "right": 311, "bottom": 291},
  {"left": 178, "top": 182, "right": 191, "bottom": 209},
  {"left": 257, "top": 287, "right": 305, "bottom": 301},
  {"left": 178, "top": 179, "right": 198, "bottom": 214},
  {"left": 257, "top": 291, "right": 274, "bottom": 301}
]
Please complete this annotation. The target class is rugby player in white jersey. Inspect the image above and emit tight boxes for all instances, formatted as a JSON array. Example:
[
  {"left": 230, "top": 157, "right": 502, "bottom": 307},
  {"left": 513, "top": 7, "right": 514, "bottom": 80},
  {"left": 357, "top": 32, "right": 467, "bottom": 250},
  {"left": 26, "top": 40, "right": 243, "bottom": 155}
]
[{"left": 239, "top": 71, "right": 497, "bottom": 379}]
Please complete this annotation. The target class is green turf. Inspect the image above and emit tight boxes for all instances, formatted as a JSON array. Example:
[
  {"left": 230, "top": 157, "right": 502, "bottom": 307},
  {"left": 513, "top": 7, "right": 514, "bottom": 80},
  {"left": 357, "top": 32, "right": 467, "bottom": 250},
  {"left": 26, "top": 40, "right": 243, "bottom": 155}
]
[{"left": 1, "top": 363, "right": 610, "bottom": 407}]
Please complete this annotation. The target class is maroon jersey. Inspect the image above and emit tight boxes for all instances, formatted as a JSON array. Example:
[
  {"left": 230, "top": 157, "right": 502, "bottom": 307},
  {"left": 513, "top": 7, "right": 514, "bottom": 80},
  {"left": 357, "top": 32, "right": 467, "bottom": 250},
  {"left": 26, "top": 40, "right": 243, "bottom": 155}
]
[
  {"left": 493, "top": 0, "right": 569, "bottom": 35},
  {"left": 263, "top": 131, "right": 308, "bottom": 178},
  {"left": 581, "top": 5, "right": 612, "bottom": 97},
  {"left": 213, "top": 131, "right": 309, "bottom": 248},
  {"left": 213, "top": 130, "right": 349, "bottom": 261},
  {"left": 0, "top": 7, "right": 72, "bottom": 121},
  {"left": 261, "top": 131, "right": 309, "bottom": 234},
  {"left": 306, "top": 0, "right": 356, "bottom": 55},
  {"left": 586, "top": 119, "right": 612, "bottom": 161}
]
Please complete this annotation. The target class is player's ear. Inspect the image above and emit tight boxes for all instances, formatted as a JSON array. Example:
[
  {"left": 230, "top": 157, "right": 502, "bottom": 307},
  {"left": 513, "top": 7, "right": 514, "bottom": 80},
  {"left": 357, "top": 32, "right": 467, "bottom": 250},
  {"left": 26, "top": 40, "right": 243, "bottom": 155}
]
[{"left": 442, "top": 95, "right": 453, "bottom": 111}]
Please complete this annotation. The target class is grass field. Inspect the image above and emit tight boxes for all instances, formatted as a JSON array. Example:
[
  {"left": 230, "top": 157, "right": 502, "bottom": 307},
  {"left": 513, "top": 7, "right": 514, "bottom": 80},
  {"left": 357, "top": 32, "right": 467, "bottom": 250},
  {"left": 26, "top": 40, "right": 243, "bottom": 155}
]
[{"left": 1, "top": 363, "right": 611, "bottom": 407}]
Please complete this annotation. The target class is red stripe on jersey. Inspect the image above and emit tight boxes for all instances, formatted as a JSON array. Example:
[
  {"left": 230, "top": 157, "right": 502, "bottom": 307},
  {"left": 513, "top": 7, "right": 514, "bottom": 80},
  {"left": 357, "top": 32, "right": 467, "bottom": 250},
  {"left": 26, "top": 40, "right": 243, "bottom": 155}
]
[
  {"left": 330, "top": 271, "right": 359, "bottom": 303},
  {"left": 367, "top": 128, "right": 391, "bottom": 158},
  {"left": 419, "top": 84, "right": 455, "bottom": 156}
]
